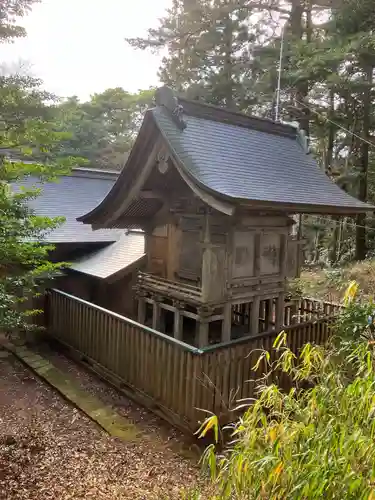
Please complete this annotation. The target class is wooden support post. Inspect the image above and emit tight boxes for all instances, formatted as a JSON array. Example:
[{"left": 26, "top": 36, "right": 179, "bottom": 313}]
[
  {"left": 196, "top": 306, "right": 210, "bottom": 348},
  {"left": 290, "top": 301, "right": 298, "bottom": 325},
  {"left": 296, "top": 215, "right": 303, "bottom": 277},
  {"left": 249, "top": 231, "right": 261, "bottom": 336},
  {"left": 276, "top": 292, "right": 285, "bottom": 330},
  {"left": 264, "top": 298, "right": 271, "bottom": 331},
  {"left": 159, "top": 308, "right": 166, "bottom": 333},
  {"left": 222, "top": 303, "right": 232, "bottom": 342},
  {"left": 251, "top": 297, "right": 260, "bottom": 336},
  {"left": 152, "top": 300, "right": 161, "bottom": 331},
  {"left": 172, "top": 300, "right": 184, "bottom": 340},
  {"left": 137, "top": 297, "right": 146, "bottom": 325},
  {"left": 197, "top": 321, "right": 209, "bottom": 348},
  {"left": 173, "top": 310, "right": 183, "bottom": 340},
  {"left": 201, "top": 212, "right": 212, "bottom": 303}
]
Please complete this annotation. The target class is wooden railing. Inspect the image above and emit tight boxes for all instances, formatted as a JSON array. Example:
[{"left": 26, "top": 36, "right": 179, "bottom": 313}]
[
  {"left": 284, "top": 297, "right": 342, "bottom": 325},
  {"left": 45, "top": 289, "right": 338, "bottom": 433},
  {"left": 137, "top": 272, "right": 203, "bottom": 304},
  {"left": 232, "top": 297, "right": 342, "bottom": 336}
]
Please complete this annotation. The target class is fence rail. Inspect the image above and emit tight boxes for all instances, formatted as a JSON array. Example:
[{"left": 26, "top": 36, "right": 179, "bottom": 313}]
[
  {"left": 137, "top": 272, "right": 202, "bottom": 304},
  {"left": 45, "top": 288, "right": 338, "bottom": 433},
  {"left": 284, "top": 297, "right": 342, "bottom": 325}
]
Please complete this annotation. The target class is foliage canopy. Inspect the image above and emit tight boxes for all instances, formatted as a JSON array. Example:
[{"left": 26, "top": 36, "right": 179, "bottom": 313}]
[{"left": 0, "top": 6, "right": 77, "bottom": 335}]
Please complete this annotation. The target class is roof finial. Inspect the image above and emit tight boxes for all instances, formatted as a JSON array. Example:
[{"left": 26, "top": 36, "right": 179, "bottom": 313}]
[{"left": 154, "top": 86, "right": 186, "bottom": 130}]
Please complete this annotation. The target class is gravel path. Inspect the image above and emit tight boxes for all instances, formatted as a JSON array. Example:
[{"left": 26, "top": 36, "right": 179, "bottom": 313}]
[{"left": 0, "top": 352, "right": 207, "bottom": 499}]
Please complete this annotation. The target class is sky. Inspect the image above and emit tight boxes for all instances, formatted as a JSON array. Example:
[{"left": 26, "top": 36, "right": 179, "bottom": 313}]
[{"left": 2, "top": 0, "right": 171, "bottom": 100}]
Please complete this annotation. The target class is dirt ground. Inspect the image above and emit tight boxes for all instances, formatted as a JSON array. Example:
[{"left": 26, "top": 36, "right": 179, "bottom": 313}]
[
  {"left": 35, "top": 342, "right": 201, "bottom": 452},
  {"left": 0, "top": 351, "right": 207, "bottom": 500}
]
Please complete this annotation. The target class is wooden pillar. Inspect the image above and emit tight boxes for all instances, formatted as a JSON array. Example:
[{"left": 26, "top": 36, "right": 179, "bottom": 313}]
[
  {"left": 196, "top": 306, "right": 210, "bottom": 348},
  {"left": 173, "top": 310, "right": 183, "bottom": 340},
  {"left": 250, "top": 231, "right": 261, "bottom": 336},
  {"left": 296, "top": 215, "right": 303, "bottom": 277},
  {"left": 251, "top": 296, "right": 260, "bottom": 336},
  {"left": 290, "top": 301, "right": 298, "bottom": 325},
  {"left": 197, "top": 320, "right": 209, "bottom": 348},
  {"left": 137, "top": 296, "right": 146, "bottom": 325},
  {"left": 159, "top": 307, "right": 166, "bottom": 333},
  {"left": 152, "top": 300, "right": 161, "bottom": 330},
  {"left": 275, "top": 292, "right": 285, "bottom": 330},
  {"left": 171, "top": 300, "right": 184, "bottom": 340},
  {"left": 222, "top": 303, "right": 232, "bottom": 342},
  {"left": 264, "top": 298, "right": 272, "bottom": 331},
  {"left": 201, "top": 212, "right": 212, "bottom": 303}
]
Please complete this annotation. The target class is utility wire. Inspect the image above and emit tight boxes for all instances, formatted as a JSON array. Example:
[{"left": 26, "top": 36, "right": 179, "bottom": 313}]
[
  {"left": 251, "top": 85, "right": 375, "bottom": 150},
  {"left": 272, "top": 21, "right": 375, "bottom": 149},
  {"left": 303, "top": 215, "right": 375, "bottom": 233},
  {"left": 292, "top": 97, "right": 375, "bottom": 149}
]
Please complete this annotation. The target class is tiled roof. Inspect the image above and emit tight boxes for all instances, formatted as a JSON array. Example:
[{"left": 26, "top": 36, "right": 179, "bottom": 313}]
[
  {"left": 77, "top": 88, "right": 374, "bottom": 227},
  {"left": 151, "top": 103, "right": 372, "bottom": 212},
  {"left": 13, "top": 168, "right": 123, "bottom": 243},
  {"left": 70, "top": 231, "right": 145, "bottom": 279}
]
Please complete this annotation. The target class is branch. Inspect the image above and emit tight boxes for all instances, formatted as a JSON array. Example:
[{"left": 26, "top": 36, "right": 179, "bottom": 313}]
[{"left": 126, "top": 0, "right": 291, "bottom": 51}]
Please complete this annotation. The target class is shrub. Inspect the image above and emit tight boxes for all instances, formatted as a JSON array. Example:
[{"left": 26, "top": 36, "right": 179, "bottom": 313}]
[{"left": 195, "top": 283, "right": 375, "bottom": 499}]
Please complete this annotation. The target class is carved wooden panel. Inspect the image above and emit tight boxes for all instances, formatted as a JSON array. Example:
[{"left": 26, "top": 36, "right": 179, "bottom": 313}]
[
  {"left": 179, "top": 216, "right": 202, "bottom": 232},
  {"left": 148, "top": 233, "right": 168, "bottom": 277},
  {"left": 202, "top": 245, "right": 226, "bottom": 302},
  {"left": 152, "top": 225, "right": 168, "bottom": 237},
  {"left": 211, "top": 233, "right": 226, "bottom": 245},
  {"left": 232, "top": 231, "right": 255, "bottom": 279},
  {"left": 240, "top": 214, "right": 293, "bottom": 228},
  {"left": 178, "top": 230, "right": 202, "bottom": 279},
  {"left": 260, "top": 233, "right": 281, "bottom": 275}
]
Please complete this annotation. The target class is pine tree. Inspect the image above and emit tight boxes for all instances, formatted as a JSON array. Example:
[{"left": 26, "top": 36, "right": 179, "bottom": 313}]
[
  {"left": 290, "top": 0, "right": 375, "bottom": 260},
  {"left": 128, "top": 0, "right": 375, "bottom": 262},
  {"left": 126, "top": 0, "right": 269, "bottom": 109}
]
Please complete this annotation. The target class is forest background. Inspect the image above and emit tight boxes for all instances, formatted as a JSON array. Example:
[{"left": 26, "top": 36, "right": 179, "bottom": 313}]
[{"left": 5, "top": 0, "right": 375, "bottom": 288}]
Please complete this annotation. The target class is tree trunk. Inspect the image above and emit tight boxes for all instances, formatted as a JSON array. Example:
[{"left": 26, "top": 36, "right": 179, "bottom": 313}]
[
  {"left": 313, "top": 229, "right": 320, "bottom": 263},
  {"left": 329, "top": 218, "right": 340, "bottom": 264},
  {"left": 326, "top": 88, "right": 339, "bottom": 264},
  {"left": 355, "top": 64, "right": 372, "bottom": 261},
  {"left": 223, "top": 12, "right": 234, "bottom": 109},
  {"left": 325, "top": 87, "right": 335, "bottom": 172},
  {"left": 290, "top": 0, "right": 310, "bottom": 135}
]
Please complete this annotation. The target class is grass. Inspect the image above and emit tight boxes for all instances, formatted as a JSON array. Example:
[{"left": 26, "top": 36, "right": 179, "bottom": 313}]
[
  {"left": 192, "top": 293, "right": 375, "bottom": 499},
  {"left": 295, "top": 258, "right": 375, "bottom": 303}
]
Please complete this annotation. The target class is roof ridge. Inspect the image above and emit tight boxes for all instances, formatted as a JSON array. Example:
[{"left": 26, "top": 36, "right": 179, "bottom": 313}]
[
  {"left": 71, "top": 167, "right": 120, "bottom": 180},
  {"left": 177, "top": 97, "right": 298, "bottom": 139}
]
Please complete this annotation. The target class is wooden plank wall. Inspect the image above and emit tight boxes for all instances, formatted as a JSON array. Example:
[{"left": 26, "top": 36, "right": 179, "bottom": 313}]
[{"left": 45, "top": 289, "right": 340, "bottom": 434}]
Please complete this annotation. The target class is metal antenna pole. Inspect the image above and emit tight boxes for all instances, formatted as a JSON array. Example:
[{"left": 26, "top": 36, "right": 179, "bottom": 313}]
[{"left": 275, "top": 24, "right": 285, "bottom": 123}]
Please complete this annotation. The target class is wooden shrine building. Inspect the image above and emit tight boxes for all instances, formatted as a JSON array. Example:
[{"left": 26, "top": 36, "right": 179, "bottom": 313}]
[
  {"left": 78, "top": 86, "right": 373, "bottom": 348},
  {"left": 13, "top": 167, "right": 145, "bottom": 318}
]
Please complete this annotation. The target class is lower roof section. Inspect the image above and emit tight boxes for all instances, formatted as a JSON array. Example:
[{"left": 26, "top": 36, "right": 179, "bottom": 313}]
[
  {"left": 13, "top": 168, "right": 122, "bottom": 243},
  {"left": 69, "top": 231, "right": 145, "bottom": 280}
]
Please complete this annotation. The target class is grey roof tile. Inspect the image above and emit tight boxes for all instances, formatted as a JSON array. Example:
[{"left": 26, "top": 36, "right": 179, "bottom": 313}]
[
  {"left": 151, "top": 106, "right": 372, "bottom": 212},
  {"left": 70, "top": 231, "right": 145, "bottom": 279},
  {"left": 13, "top": 169, "right": 122, "bottom": 243}
]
